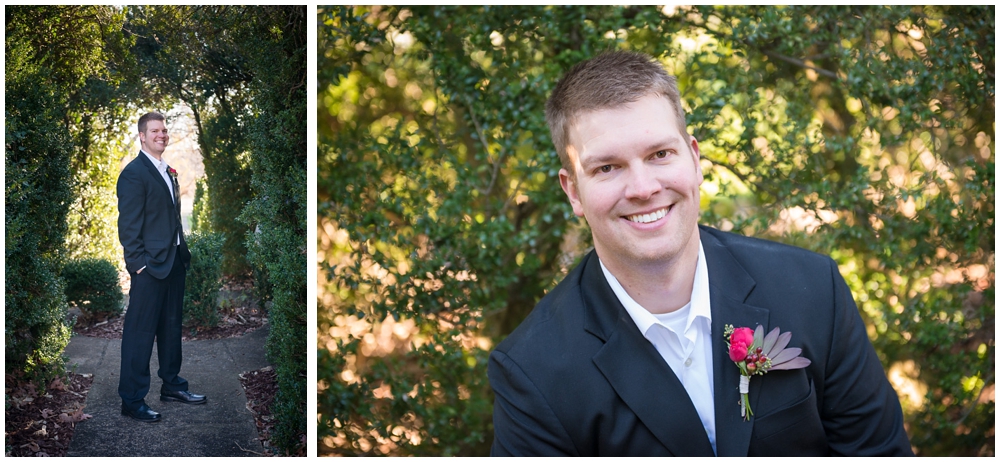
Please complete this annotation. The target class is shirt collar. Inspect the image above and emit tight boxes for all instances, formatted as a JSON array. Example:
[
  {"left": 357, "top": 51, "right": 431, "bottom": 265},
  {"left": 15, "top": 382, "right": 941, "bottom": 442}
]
[
  {"left": 599, "top": 240, "right": 712, "bottom": 337},
  {"left": 141, "top": 150, "right": 166, "bottom": 172}
]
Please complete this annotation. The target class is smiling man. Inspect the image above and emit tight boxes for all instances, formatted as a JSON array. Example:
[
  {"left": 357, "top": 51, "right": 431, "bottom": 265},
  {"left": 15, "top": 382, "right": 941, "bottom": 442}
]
[
  {"left": 117, "top": 112, "right": 206, "bottom": 422},
  {"left": 487, "top": 51, "right": 912, "bottom": 456}
]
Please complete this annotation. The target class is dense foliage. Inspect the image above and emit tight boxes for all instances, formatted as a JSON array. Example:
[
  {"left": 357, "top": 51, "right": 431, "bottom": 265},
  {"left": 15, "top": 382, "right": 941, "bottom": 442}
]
[
  {"left": 191, "top": 178, "right": 211, "bottom": 233},
  {"left": 5, "top": 5, "right": 131, "bottom": 382},
  {"left": 234, "top": 7, "right": 308, "bottom": 452},
  {"left": 318, "top": 6, "right": 993, "bottom": 456},
  {"left": 5, "top": 55, "right": 73, "bottom": 382},
  {"left": 182, "top": 232, "right": 225, "bottom": 328},
  {"left": 63, "top": 258, "right": 124, "bottom": 323}
]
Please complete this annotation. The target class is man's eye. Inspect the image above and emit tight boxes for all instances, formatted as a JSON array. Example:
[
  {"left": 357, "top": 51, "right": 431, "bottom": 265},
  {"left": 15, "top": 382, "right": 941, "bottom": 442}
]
[
  {"left": 598, "top": 165, "right": 614, "bottom": 173},
  {"left": 653, "top": 150, "right": 668, "bottom": 158}
]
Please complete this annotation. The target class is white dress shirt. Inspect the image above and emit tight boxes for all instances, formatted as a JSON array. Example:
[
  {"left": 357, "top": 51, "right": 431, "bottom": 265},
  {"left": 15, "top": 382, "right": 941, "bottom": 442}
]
[
  {"left": 599, "top": 241, "right": 716, "bottom": 454},
  {"left": 142, "top": 150, "right": 175, "bottom": 203},
  {"left": 137, "top": 151, "right": 180, "bottom": 275}
]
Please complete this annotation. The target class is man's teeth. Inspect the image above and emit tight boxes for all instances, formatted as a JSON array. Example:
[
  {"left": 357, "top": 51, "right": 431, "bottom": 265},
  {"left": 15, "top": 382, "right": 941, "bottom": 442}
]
[{"left": 627, "top": 208, "right": 667, "bottom": 224}]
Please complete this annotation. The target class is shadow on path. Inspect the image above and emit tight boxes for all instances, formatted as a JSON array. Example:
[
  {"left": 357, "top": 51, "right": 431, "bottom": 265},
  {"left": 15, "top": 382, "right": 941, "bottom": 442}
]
[{"left": 64, "top": 325, "right": 271, "bottom": 457}]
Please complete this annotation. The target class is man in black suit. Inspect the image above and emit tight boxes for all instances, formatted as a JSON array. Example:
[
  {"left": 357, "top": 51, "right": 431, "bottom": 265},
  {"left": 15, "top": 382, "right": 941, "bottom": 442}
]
[
  {"left": 488, "top": 52, "right": 913, "bottom": 455},
  {"left": 117, "top": 112, "right": 206, "bottom": 422}
]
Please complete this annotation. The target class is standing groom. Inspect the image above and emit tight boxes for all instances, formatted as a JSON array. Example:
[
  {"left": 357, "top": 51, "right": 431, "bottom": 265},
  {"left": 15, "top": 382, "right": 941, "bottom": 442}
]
[{"left": 117, "top": 112, "right": 206, "bottom": 422}]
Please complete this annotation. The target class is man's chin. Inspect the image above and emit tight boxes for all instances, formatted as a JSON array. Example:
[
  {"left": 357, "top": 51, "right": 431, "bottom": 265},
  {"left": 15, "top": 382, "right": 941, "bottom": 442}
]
[
  {"left": 630, "top": 249, "right": 681, "bottom": 264},
  {"left": 599, "top": 245, "right": 678, "bottom": 269}
]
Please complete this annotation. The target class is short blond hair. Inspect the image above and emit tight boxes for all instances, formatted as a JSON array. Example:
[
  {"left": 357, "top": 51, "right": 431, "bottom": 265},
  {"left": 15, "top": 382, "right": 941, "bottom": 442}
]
[{"left": 545, "top": 51, "right": 689, "bottom": 171}]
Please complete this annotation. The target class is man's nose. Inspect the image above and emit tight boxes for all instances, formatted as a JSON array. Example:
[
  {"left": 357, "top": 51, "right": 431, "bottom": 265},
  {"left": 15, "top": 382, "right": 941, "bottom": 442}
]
[{"left": 624, "top": 166, "right": 660, "bottom": 200}]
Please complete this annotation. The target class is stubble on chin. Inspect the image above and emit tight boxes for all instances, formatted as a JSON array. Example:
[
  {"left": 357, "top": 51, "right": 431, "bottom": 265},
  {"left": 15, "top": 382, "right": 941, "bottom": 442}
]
[{"left": 604, "top": 219, "right": 699, "bottom": 270}]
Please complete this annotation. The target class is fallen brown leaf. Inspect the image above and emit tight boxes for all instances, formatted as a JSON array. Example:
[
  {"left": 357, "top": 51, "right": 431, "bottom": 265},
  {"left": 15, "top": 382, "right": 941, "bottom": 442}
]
[
  {"left": 49, "top": 377, "right": 67, "bottom": 391},
  {"left": 56, "top": 408, "right": 92, "bottom": 423},
  {"left": 11, "top": 396, "right": 35, "bottom": 407},
  {"left": 6, "top": 372, "right": 94, "bottom": 457}
]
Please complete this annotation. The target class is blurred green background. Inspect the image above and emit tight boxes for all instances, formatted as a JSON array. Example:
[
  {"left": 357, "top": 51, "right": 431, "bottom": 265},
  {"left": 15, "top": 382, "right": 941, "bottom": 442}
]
[{"left": 318, "top": 6, "right": 993, "bottom": 456}]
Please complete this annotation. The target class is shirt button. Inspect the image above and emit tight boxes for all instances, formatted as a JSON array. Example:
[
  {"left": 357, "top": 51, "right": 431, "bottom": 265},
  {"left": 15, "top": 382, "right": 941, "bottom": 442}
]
[{"left": 684, "top": 358, "right": 693, "bottom": 367}]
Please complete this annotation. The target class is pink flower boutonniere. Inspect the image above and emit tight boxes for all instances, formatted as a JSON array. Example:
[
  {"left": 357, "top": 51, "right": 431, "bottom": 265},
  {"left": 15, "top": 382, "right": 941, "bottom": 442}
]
[
  {"left": 724, "top": 324, "right": 811, "bottom": 421},
  {"left": 167, "top": 166, "right": 178, "bottom": 178}
]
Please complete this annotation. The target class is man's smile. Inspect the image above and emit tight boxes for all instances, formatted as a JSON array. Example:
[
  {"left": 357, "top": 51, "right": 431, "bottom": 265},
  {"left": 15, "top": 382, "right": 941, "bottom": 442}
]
[{"left": 624, "top": 206, "right": 671, "bottom": 224}]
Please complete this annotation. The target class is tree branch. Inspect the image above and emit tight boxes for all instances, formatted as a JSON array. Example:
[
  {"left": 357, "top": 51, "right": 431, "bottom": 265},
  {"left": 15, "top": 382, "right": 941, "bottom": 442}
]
[
  {"left": 464, "top": 96, "right": 506, "bottom": 200},
  {"left": 761, "top": 49, "right": 839, "bottom": 80}
]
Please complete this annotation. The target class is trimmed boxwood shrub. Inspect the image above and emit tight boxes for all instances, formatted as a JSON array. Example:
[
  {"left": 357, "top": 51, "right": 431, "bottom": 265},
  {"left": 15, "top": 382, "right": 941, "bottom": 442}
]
[
  {"left": 183, "top": 231, "right": 225, "bottom": 328},
  {"left": 235, "top": 6, "right": 307, "bottom": 453},
  {"left": 63, "top": 257, "right": 124, "bottom": 322},
  {"left": 6, "top": 28, "right": 74, "bottom": 382}
]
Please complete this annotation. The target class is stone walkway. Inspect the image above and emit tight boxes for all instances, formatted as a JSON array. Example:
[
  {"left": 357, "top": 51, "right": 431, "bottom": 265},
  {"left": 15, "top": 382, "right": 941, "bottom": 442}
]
[{"left": 63, "top": 326, "right": 271, "bottom": 457}]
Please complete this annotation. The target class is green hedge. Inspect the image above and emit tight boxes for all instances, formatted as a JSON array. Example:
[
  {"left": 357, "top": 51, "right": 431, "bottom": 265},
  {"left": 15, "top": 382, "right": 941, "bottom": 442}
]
[
  {"left": 7, "top": 5, "right": 138, "bottom": 385},
  {"left": 63, "top": 257, "right": 124, "bottom": 322},
  {"left": 237, "top": 6, "right": 308, "bottom": 453},
  {"left": 5, "top": 31, "right": 74, "bottom": 382},
  {"left": 183, "top": 231, "right": 225, "bottom": 329}
]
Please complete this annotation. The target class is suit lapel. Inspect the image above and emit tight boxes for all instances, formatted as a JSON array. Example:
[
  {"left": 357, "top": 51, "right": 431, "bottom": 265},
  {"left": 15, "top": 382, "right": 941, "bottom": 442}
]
[
  {"left": 701, "top": 228, "right": 770, "bottom": 456},
  {"left": 137, "top": 151, "right": 173, "bottom": 200},
  {"left": 581, "top": 253, "right": 715, "bottom": 456}
]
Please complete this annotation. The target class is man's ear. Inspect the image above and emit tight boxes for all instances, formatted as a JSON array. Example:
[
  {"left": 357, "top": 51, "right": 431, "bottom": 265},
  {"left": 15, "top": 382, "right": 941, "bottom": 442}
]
[
  {"left": 559, "top": 168, "right": 586, "bottom": 218},
  {"left": 690, "top": 137, "right": 703, "bottom": 185}
]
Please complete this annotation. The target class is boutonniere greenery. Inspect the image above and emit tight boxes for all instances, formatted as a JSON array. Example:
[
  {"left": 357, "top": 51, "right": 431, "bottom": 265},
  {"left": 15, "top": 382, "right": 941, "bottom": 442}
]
[
  {"left": 167, "top": 166, "right": 178, "bottom": 178},
  {"left": 724, "top": 324, "right": 811, "bottom": 421}
]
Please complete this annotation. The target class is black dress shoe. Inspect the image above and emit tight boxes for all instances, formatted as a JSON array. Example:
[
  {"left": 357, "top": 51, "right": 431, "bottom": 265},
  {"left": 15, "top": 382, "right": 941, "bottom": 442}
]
[
  {"left": 160, "top": 390, "right": 207, "bottom": 405},
  {"left": 121, "top": 403, "right": 161, "bottom": 422}
]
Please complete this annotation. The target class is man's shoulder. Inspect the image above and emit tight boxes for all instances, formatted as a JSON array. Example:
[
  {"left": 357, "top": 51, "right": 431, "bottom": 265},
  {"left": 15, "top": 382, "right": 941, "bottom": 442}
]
[
  {"left": 700, "top": 225, "right": 844, "bottom": 330},
  {"left": 700, "top": 225, "right": 834, "bottom": 271},
  {"left": 119, "top": 155, "right": 145, "bottom": 175},
  {"left": 118, "top": 154, "right": 156, "bottom": 184},
  {"left": 493, "top": 252, "right": 597, "bottom": 362}
]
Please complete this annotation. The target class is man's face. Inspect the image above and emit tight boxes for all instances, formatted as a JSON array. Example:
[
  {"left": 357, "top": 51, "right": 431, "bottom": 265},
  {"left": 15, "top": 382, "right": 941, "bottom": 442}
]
[
  {"left": 559, "top": 93, "right": 703, "bottom": 272},
  {"left": 139, "top": 119, "right": 169, "bottom": 157}
]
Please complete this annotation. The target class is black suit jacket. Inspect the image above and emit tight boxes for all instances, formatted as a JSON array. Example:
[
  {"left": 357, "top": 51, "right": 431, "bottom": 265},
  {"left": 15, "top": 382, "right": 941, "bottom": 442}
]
[
  {"left": 117, "top": 152, "right": 190, "bottom": 279},
  {"left": 489, "top": 226, "right": 912, "bottom": 456}
]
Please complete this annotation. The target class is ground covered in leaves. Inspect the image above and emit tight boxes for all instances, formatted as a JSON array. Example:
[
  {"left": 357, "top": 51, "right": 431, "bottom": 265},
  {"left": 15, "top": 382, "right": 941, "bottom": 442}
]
[
  {"left": 238, "top": 366, "right": 306, "bottom": 457},
  {"left": 5, "top": 372, "right": 94, "bottom": 457},
  {"left": 6, "top": 278, "right": 284, "bottom": 457}
]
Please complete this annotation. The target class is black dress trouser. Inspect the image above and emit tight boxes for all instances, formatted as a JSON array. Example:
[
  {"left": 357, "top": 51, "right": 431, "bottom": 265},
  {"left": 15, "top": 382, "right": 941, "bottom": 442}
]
[{"left": 118, "top": 255, "right": 188, "bottom": 411}]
